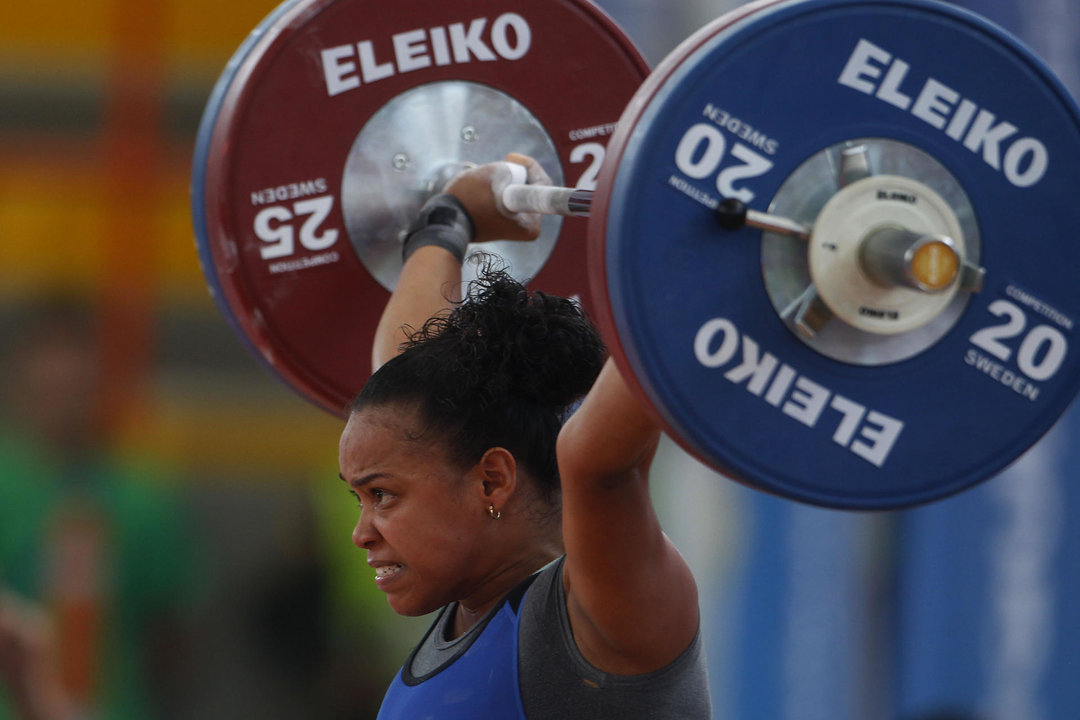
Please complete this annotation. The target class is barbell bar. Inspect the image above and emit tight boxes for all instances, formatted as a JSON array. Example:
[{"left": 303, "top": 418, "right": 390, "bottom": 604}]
[
  {"left": 500, "top": 177, "right": 815, "bottom": 239},
  {"left": 490, "top": 167, "right": 970, "bottom": 303}
]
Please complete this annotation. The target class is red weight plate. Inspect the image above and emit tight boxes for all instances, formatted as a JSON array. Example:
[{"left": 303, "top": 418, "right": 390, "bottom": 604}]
[{"left": 194, "top": 0, "right": 648, "bottom": 416}]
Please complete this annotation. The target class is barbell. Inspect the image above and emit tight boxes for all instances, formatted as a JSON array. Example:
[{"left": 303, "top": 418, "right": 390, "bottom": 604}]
[{"left": 192, "top": 0, "right": 1080, "bottom": 509}]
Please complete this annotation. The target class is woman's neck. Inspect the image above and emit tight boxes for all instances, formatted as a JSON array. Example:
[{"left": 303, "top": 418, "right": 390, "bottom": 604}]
[{"left": 450, "top": 546, "right": 560, "bottom": 637}]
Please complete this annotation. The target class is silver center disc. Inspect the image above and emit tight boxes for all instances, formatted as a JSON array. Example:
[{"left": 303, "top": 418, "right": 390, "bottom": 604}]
[{"left": 341, "top": 81, "right": 565, "bottom": 292}]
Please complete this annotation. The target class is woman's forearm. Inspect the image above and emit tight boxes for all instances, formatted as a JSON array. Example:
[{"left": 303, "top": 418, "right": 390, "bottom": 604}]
[{"left": 371, "top": 245, "right": 463, "bottom": 372}]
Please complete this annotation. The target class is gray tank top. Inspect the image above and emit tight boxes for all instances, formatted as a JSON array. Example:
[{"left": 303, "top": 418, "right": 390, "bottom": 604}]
[
  {"left": 409, "top": 556, "right": 712, "bottom": 718},
  {"left": 519, "top": 556, "right": 711, "bottom": 718}
]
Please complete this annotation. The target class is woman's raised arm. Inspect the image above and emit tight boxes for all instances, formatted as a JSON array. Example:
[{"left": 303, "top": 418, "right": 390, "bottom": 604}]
[
  {"left": 556, "top": 361, "right": 700, "bottom": 675},
  {"left": 371, "top": 245, "right": 463, "bottom": 372},
  {"left": 371, "top": 152, "right": 546, "bottom": 372}
]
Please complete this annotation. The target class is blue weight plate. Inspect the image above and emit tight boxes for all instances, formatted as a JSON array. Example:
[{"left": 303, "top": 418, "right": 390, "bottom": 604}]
[{"left": 591, "top": 0, "right": 1080, "bottom": 509}]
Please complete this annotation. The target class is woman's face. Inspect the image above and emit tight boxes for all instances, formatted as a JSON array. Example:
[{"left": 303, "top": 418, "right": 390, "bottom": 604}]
[{"left": 338, "top": 403, "right": 487, "bottom": 616}]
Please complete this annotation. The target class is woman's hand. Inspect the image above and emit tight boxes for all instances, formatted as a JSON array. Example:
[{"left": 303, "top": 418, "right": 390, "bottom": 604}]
[{"left": 445, "top": 153, "right": 551, "bottom": 243}]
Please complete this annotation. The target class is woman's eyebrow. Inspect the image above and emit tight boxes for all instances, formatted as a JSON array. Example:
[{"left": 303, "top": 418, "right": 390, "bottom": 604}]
[{"left": 338, "top": 472, "right": 387, "bottom": 489}]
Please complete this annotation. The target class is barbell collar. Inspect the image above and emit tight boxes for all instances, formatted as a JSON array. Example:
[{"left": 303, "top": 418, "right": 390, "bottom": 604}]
[{"left": 715, "top": 197, "right": 811, "bottom": 239}]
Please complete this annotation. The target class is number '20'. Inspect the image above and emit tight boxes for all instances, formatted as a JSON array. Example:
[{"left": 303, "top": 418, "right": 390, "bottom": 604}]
[
  {"left": 969, "top": 299, "right": 1068, "bottom": 382},
  {"left": 673, "top": 123, "right": 774, "bottom": 204}
]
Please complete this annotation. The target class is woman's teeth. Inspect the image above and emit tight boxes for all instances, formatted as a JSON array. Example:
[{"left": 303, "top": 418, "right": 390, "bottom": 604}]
[{"left": 376, "top": 564, "right": 403, "bottom": 578}]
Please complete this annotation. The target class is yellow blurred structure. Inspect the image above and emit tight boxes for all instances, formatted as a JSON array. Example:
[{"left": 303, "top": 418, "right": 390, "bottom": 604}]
[{"left": 0, "top": 0, "right": 344, "bottom": 480}]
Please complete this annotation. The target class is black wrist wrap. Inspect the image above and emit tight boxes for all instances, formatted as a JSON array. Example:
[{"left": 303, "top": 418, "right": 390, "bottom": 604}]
[{"left": 401, "top": 194, "right": 476, "bottom": 263}]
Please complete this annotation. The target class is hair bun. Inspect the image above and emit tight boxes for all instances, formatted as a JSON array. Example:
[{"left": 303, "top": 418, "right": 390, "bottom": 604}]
[
  {"left": 406, "top": 263, "right": 606, "bottom": 411},
  {"left": 358, "top": 261, "right": 608, "bottom": 495}
]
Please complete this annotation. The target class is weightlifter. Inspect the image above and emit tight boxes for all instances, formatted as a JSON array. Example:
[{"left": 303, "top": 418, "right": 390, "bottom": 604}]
[{"left": 338, "top": 154, "right": 711, "bottom": 718}]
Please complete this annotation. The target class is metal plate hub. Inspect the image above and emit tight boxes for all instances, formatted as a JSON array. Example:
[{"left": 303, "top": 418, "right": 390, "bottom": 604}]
[{"left": 763, "top": 139, "right": 980, "bottom": 363}]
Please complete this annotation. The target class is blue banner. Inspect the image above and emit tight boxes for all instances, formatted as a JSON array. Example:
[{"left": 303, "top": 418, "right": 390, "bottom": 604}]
[
  {"left": 948, "top": 0, "right": 1080, "bottom": 98},
  {"left": 893, "top": 410, "right": 1080, "bottom": 720},
  {"left": 708, "top": 490, "right": 883, "bottom": 720}
]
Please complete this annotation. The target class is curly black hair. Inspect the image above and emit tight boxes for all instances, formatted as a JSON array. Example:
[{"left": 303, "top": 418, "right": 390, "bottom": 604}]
[{"left": 352, "top": 265, "right": 607, "bottom": 501}]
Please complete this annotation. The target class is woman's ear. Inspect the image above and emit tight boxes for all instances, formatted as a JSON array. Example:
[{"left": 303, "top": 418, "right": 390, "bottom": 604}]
[{"left": 474, "top": 447, "right": 517, "bottom": 508}]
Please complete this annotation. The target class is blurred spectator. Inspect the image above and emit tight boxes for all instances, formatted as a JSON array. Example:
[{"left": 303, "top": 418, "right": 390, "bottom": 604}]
[{"left": 0, "top": 297, "right": 198, "bottom": 720}]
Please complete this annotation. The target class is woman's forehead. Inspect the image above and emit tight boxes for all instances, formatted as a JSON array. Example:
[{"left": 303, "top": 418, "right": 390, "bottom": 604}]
[
  {"left": 348, "top": 400, "right": 434, "bottom": 439},
  {"left": 341, "top": 403, "right": 447, "bottom": 466}
]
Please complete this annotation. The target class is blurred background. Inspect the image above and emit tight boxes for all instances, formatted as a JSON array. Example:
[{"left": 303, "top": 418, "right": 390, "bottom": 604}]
[{"left": 0, "top": 0, "right": 1076, "bottom": 718}]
